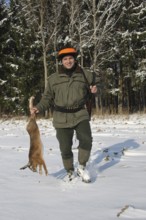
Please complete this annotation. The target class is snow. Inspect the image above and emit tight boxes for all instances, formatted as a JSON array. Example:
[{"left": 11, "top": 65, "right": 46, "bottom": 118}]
[
  {"left": 10, "top": 64, "right": 19, "bottom": 70},
  {"left": 136, "top": 70, "right": 146, "bottom": 81},
  {"left": 0, "top": 18, "right": 8, "bottom": 26},
  {"left": 0, "top": 114, "right": 146, "bottom": 220},
  {"left": 0, "top": 79, "right": 7, "bottom": 85}
]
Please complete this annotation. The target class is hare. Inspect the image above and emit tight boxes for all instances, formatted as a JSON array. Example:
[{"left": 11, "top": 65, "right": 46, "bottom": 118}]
[{"left": 20, "top": 96, "right": 48, "bottom": 175}]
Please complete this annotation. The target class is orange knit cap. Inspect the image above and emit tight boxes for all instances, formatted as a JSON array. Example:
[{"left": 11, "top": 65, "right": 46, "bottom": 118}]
[{"left": 58, "top": 47, "right": 77, "bottom": 60}]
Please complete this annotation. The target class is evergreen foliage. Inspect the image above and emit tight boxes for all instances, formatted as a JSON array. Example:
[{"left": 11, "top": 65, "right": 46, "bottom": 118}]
[{"left": 0, "top": 0, "right": 146, "bottom": 116}]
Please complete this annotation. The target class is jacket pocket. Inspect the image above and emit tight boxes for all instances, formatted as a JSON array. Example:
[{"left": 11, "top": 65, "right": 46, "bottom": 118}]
[
  {"left": 74, "top": 109, "right": 89, "bottom": 120},
  {"left": 53, "top": 111, "right": 66, "bottom": 123}
]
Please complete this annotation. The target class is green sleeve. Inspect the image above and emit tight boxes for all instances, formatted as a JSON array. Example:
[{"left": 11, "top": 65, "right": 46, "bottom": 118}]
[{"left": 36, "top": 79, "right": 54, "bottom": 113}]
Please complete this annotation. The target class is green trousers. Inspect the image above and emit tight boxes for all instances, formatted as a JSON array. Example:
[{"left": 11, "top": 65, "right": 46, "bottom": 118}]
[{"left": 56, "top": 120, "right": 92, "bottom": 171}]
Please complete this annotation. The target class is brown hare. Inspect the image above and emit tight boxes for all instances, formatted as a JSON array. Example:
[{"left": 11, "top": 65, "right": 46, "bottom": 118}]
[{"left": 20, "top": 96, "right": 48, "bottom": 175}]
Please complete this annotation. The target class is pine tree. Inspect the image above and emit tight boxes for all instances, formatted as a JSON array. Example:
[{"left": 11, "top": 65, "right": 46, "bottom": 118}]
[
  {"left": 0, "top": 0, "right": 13, "bottom": 115},
  {"left": 115, "top": 0, "right": 146, "bottom": 112},
  {"left": 99, "top": 0, "right": 146, "bottom": 113},
  {"left": 7, "top": 0, "right": 45, "bottom": 114},
  {"left": 1, "top": 0, "right": 146, "bottom": 115}
]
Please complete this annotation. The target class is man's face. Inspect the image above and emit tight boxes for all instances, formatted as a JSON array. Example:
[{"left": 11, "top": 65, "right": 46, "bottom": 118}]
[{"left": 62, "top": 55, "right": 75, "bottom": 69}]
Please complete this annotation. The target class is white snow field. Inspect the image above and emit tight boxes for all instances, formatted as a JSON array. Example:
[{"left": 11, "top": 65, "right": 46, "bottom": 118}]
[{"left": 0, "top": 114, "right": 146, "bottom": 220}]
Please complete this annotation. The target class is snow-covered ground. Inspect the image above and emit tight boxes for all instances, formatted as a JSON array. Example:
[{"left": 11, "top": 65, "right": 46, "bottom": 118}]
[{"left": 0, "top": 114, "right": 146, "bottom": 220}]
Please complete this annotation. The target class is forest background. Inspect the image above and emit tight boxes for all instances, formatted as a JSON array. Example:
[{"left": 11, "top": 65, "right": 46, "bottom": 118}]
[{"left": 0, "top": 0, "right": 146, "bottom": 116}]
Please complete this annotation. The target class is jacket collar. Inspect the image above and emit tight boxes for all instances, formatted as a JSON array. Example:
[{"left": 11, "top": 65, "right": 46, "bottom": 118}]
[{"left": 58, "top": 63, "right": 83, "bottom": 75}]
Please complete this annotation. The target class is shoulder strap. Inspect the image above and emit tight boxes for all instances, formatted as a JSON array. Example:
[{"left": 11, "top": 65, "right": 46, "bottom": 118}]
[
  {"left": 80, "top": 67, "right": 94, "bottom": 120},
  {"left": 81, "top": 67, "right": 96, "bottom": 89},
  {"left": 80, "top": 68, "right": 90, "bottom": 88}
]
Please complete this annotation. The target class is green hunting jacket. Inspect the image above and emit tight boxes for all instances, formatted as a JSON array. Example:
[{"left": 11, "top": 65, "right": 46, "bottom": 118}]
[{"left": 36, "top": 64, "right": 100, "bottom": 128}]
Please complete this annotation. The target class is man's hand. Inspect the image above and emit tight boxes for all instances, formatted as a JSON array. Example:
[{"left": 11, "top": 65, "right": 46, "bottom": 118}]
[
  {"left": 30, "top": 107, "right": 39, "bottom": 115},
  {"left": 90, "top": 85, "right": 97, "bottom": 94}
]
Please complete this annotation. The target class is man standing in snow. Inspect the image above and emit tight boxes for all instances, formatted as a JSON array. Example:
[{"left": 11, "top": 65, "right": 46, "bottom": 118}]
[{"left": 30, "top": 47, "right": 100, "bottom": 183}]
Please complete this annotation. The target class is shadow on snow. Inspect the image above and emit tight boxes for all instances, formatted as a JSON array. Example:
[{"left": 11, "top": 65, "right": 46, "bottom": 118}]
[{"left": 89, "top": 139, "right": 139, "bottom": 183}]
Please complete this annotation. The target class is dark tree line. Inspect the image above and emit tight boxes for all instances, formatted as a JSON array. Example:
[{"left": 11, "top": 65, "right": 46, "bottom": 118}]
[{"left": 0, "top": 0, "right": 146, "bottom": 116}]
